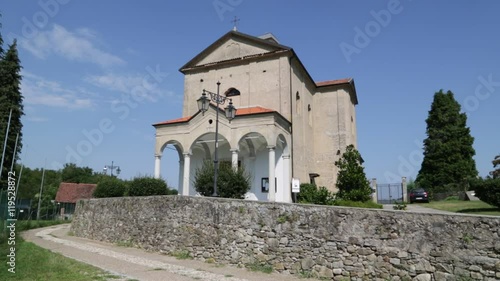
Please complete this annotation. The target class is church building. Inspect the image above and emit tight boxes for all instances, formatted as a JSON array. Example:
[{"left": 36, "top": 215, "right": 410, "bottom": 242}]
[{"left": 153, "top": 30, "right": 359, "bottom": 203}]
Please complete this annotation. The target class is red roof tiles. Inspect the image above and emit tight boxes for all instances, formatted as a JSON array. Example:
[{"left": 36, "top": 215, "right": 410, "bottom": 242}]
[
  {"left": 55, "top": 182, "right": 97, "bottom": 203},
  {"left": 316, "top": 78, "right": 352, "bottom": 87},
  {"left": 154, "top": 106, "right": 275, "bottom": 126},
  {"left": 235, "top": 106, "right": 275, "bottom": 116},
  {"left": 154, "top": 116, "right": 192, "bottom": 126}
]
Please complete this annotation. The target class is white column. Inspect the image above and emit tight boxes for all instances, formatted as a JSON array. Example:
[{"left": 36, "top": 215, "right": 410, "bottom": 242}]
[
  {"left": 154, "top": 154, "right": 161, "bottom": 179},
  {"left": 282, "top": 154, "right": 291, "bottom": 203},
  {"left": 231, "top": 149, "right": 239, "bottom": 170},
  {"left": 402, "top": 177, "right": 408, "bottom": 203},
  {"left": 182, "top": 152, "right": 191, "bottom": 196},
  {"left": 268, "top": 146, "right": 276, "bottom": 202},
  {"left": 371, "top": 178, "right": 377, "bottom": 203},
  {"left": 178, "top": 159, "right": 184, "bottom": 194}
]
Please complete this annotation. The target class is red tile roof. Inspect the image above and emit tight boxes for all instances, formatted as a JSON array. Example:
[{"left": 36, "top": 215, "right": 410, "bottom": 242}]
[
  {"left": 235, "top": 106, "right": 275, "bottom": 116},
  {"left": 55, "top": 182, "right": 97, "bottom": 203},
  {"left": 154, "top": 116, "right": 192, "bottom": 126},
  {"left": 154, "top": 106, "right": 275, "bottom": 126},
  {"left": 316, "top": 78, "right": 352, "bottom": 87}
]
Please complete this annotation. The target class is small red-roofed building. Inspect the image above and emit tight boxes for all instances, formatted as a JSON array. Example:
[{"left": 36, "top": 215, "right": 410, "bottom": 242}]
[
  {"left": 153, "top": 30, "right": 359, "bottom": 202},
  {"left": 55, "top": 182, "right": 97, "bottom": 219}
]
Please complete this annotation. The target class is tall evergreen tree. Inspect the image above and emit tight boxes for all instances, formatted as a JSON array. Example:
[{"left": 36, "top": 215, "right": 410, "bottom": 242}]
[
  {"left": 335, "top": 144, "right": 372, "bottom": 202},
  {"left": 416, "top": 90, "right": 477, "bottom": 193},
  {"left": 0, "top": 39, "right": 24, "bottom": 182}
]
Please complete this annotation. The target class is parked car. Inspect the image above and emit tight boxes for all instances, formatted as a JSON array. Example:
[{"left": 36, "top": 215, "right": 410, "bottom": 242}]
[{"left": 409, "top": 188, "right": 429, "bottom": 203}]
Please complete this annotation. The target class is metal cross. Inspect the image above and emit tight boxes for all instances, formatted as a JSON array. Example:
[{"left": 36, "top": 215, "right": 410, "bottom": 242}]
[{"left": 231, "top": 16, "right": 240, "bottom": 31}]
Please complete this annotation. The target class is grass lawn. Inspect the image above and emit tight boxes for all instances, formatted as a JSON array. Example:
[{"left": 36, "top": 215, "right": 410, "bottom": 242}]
[
  {"left": 425, "top": 200, "right": 500, "bottom": 216},
  {"left": 0, "top": 220, "right": 126, "bottom": 281}
]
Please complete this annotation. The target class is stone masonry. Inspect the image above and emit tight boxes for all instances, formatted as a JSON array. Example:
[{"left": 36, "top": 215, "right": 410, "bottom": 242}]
[{"left": 71, "top": 196, "right": 500, "bottom": 280}]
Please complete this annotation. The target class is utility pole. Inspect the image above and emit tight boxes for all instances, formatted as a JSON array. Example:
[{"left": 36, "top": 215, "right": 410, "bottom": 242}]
[{"left": 36, "top": 167, "right": 46, "bottom": 220}]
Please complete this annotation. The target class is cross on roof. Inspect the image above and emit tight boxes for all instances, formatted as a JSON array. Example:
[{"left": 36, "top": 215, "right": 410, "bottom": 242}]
[{"left": 231, "top": 16, "right": 240, "bottom": 31}]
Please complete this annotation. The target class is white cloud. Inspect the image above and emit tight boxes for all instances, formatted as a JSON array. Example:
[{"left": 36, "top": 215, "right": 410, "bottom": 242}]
[
  {"left": 85, "top": 72, "right": 177, "bottom": 102},
  {"left": 21, "top": 71, "right": 94, "bottom": 110},
  {"left": 19, "top": 24, "right": 125, "bottom": 67}
]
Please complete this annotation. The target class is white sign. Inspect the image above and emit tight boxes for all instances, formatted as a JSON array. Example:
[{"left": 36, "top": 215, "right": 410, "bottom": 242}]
[{"left": 292, "top": 178, "right": 300, "bottom": 193}]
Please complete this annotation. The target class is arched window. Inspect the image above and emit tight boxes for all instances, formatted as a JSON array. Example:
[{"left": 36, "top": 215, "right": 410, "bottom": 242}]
[{"left": 225, "top": 87, "right": 240, "bottom": 97}]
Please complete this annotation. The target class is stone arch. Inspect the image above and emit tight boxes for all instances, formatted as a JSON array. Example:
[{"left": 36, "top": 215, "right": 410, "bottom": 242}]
[
  {"left": 274, "top": 133, "right": 292, "bottom": 203},
  {"left": 154, "top": 140, "right": 184, "bottom": 190},
  {"left": 159, "top": 140, "right": 184, "bottom": 158}
]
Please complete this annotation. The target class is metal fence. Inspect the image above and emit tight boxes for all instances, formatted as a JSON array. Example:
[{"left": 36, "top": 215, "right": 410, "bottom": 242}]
[{"left": 376, "top": 183, "right": 403, "bottom": 204}]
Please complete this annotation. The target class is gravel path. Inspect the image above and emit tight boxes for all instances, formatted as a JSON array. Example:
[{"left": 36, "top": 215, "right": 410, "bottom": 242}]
[
  {"left": 23, "top": 224, "right": 315, "bottom": 281},
  {"left": 383, "top": 203, "right": 453, "bottom": 214}
]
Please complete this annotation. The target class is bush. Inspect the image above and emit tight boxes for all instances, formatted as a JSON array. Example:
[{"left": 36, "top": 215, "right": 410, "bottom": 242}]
[
  {"left": 194, "top": 161, "right": 251, "bottom": 199},
  {"left": 128, "top": 176, "right": 171, "bottom": 196},
  {"left": 93, "top": 177, "right": 127, "bottom": 198},
  {"left": 297, "top": 183, "right": 335, "bottom": 205},
  {"left": 392, "top": 201, "right": 407, "bottom": 210},
  {"left": 469, "top": 177, "right": 500, "bottom": 208}
]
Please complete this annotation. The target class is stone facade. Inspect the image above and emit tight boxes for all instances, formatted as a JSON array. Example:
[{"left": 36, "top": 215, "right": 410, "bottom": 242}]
[
  {"left": 72, "top": 196, "right": 500, "bottom": 280},
  {"left": 153, "top": 30, "right": 359, "bottom": 200}
]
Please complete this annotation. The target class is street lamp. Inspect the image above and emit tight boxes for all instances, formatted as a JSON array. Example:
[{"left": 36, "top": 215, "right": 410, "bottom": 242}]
[
  {"left": 197, "top": 81, "right": 237, "bottom": 196},
  {"left": 103, "top": 161, "right": 121, "bottom": 176}
]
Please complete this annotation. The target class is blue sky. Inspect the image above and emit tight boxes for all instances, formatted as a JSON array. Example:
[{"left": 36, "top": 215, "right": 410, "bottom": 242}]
[{"left": 1, "top": 1, "right": 499, "bottom": 189}]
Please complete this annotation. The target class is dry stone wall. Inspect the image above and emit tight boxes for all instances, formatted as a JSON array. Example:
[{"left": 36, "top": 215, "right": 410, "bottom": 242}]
[{"left": 71, "top": 196, "right": 500, "bottom": 280}]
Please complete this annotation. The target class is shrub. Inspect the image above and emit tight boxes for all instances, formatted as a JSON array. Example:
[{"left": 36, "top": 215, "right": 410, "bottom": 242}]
[
  {"left": 297, "top": 183, "right": 335, "bottom": 205},
  {"left": 194, "top": 161, "right": 251, "bottom": 199},
  {"left": 128, "top": 176, "right": 170, "bottom": 196},
  {"left": 168, "top": 189, "right": 178, "bottom": 195},
  {"left": 393, "top": 201, "right": 407, "bottom": 210},
  {"left": 93, "top": 177, "right": 127, "bottom": 198},
  {"left": 469, "top": 177, "right": 500, "bottom": 208}
]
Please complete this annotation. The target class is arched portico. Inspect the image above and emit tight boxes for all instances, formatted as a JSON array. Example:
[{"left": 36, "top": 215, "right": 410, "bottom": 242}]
[{"left": 153, "top": 104, "right": 293, "bottom": 202}]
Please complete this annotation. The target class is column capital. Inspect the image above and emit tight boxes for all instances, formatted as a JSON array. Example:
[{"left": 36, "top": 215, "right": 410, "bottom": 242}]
[
  {"left": 230, "top": 148, "right": 239, "bottom": 153},
  {"left": 267, "top": 145, "right": 276, "bottom": 150},
  {"left": 183, "top": 152, "right": 192, "bottom": 157},
  {"left": 155, "top": 153, "right": 162, "bottom": 158}
]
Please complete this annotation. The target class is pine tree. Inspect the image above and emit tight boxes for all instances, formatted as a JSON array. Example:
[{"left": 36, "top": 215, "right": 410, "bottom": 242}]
[
  {"left": 416, "top": 90, "right": 477, "bottom": 193},
  {"left": 0, "top": 39, "right": 24, "bottom": 182},
  {"left": 335, "top": 144, "right": 372, "bottom": 202}
]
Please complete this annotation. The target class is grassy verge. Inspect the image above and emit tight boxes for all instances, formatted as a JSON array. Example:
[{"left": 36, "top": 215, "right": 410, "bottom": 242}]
[
  {"left": 0, "top": 220, "right": 125, "bottom": 280},
  {"left": 333, "top": 200, "right": 383, "bottom": 209},
  {"left": 425, "top": 200, "right": 500, "bottom": 216}
]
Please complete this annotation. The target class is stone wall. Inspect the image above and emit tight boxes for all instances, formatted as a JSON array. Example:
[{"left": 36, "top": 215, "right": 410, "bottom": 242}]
[{"left": 71, "top": 196, "right": 500, "bottom": 280}]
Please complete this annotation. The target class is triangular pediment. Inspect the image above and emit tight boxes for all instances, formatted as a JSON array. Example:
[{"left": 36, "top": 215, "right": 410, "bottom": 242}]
[{"left": 180, "top": 30, "right": 291, "bottom": 72}]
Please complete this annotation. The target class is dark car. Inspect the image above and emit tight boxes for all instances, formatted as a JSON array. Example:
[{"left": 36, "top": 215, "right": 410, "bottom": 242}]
[{"left": 409, "top": 188, "right": 429, "bottom": 203}]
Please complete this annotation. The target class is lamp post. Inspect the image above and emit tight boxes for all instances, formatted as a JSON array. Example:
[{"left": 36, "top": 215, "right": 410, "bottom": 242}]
[
  {"left": 103, "top": 161, "right": 121, "bottom": 176},
  {"left": 197, "top": 82, "right": 236, "bottom": 196}
]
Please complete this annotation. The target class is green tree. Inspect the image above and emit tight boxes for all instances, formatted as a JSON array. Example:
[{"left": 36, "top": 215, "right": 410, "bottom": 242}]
[
  {"left": 490, "top": 154, "right": 500, "bottom": 179},
  {"left": 194, "top": 161, "right": 250, "bottom": 199},
  {"left": 469, "top": 177, "right": 500, "bottom": 208},
  {"left": 0, "top": 39, "right": 24, "bottom": 183},
  {"left": 416, "top": 90, "right": 477, "bottom": 193},
  {"left": 61, "top": 163, "right": 95, "bottom": 183},
  {"left": 335, "top": 144, "right": 372, "bottom": 202}
]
